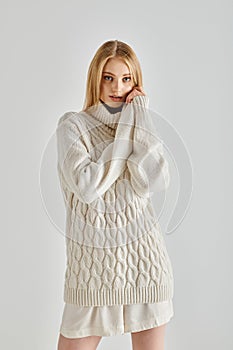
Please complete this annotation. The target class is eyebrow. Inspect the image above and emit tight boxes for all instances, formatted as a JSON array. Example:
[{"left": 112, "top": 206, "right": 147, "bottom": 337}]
[{"left": 102, "top": 71, "right": 131, "bottom": 76}]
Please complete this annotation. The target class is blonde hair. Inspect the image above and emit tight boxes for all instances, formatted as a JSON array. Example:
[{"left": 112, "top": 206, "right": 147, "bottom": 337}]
[{"left": 83, "top": 40, "right": 143, "bottom": 110}]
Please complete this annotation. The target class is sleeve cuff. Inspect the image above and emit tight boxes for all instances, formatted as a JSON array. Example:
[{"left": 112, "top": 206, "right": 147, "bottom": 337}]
[{"left": 131, "top": 95, "right": 149, "bottom": 109}]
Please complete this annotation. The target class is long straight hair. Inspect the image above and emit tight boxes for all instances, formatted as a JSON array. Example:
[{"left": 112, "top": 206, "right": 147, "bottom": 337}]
[{"left": 83, "top": 40, "right": 143, "bottom": 110}]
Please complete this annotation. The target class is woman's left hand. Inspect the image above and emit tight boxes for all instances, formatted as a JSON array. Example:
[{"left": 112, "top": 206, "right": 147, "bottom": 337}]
[{"left": 125, "top": 86, "right": 146, "bottom": 103}]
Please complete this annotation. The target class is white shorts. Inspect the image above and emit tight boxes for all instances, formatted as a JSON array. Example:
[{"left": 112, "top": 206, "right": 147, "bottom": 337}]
[{"left": 59, "top": 300, "right": 174, "bottom": 338}]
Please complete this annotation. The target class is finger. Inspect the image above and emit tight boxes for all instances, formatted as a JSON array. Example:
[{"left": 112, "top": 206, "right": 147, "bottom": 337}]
[
  {"left": 134, "top": 87, "right": 146, "bottom": 95},
  {"left": 134, "top": 85, "right": 144, "bottom": 92},
  {"left": 125, "top": 95, "right": 131, "bottom": 103},
  {"left": 126, "top": 87, "right": 145, "bottom": 103}
]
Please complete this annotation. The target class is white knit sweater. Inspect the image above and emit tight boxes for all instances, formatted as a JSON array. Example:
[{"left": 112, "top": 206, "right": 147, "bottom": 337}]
[{"left": 56, "top": 95, "right": 174, "bottom": 306}]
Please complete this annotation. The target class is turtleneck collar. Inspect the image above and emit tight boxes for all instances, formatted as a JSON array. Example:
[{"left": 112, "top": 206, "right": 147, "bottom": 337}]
[
  {"left": 99, "top": 99, "right": 124, "bottom": 114},
  {"left": 84, "top": 100, "right": 125, "bottom": 130}
]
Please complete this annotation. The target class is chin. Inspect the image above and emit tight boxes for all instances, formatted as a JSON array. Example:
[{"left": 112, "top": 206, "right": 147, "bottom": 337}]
[
  {"left": 110, "top": 101, "right": 123, "bottom": 107},
  {"left": 105, "top": 100, "right": 122, "bottom": 108}
]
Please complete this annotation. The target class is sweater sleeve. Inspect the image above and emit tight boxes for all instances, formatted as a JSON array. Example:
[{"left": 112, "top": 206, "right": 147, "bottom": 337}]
[
  {"left": 126, "top": 95, "right": 170, "bottom": 198},
  {"left": 56, "top": 109, "right": 134, "bottom": 204}
]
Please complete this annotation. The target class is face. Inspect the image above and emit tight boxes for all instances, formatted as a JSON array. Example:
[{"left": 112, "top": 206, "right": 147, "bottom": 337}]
[{"left": 100, "top": 57, "right": 134, "bottom": 107}]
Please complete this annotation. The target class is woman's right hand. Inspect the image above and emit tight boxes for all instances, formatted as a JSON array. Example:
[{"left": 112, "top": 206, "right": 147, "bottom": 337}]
[{"left": 125, "top": 86, "right": 146, "bottom": 104}]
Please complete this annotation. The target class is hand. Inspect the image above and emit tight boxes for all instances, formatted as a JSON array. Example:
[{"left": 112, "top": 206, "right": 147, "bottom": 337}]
[{"left": 125, "top": 86, "right": 146, "bottom": 103}]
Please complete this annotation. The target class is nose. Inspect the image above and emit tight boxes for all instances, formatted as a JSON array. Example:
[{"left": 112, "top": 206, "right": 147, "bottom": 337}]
[{"left": 112, "top": 79, "right": 122, "bottom": 93}]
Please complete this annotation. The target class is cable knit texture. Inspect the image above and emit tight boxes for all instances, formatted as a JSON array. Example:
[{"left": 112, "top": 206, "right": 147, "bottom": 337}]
[{"left": 56, "top": 95, "right": 174, "bottom": 306}]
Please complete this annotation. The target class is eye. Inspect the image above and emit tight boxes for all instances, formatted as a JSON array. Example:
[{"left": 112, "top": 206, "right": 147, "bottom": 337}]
[
  {"left": 103, "top": 75, "right": 113, "bottom": 81},
  {"left": 123, "top": 77, "right": 131, "bottom": 82}
]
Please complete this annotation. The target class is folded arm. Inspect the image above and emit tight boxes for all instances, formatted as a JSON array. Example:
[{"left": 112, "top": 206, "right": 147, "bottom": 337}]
[
  {"left": 56, "top": 108, "right": 134, "bottom": 204},
  {"left": 127, "top": 95, "right": 170, "bottom": 198}
]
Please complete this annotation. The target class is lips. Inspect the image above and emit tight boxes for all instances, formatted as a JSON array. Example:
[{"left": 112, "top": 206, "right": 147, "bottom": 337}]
[{"left": 109, "top": 95, "right": 122, "bottom": 101}]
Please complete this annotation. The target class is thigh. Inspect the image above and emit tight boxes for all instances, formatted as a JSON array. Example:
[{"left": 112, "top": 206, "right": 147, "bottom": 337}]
[
  {"left": 131, "top": 324, "right": 166, "bottom": 350},
  {"left": 57, "top": 333, "right": 102, "bottom": 350}
]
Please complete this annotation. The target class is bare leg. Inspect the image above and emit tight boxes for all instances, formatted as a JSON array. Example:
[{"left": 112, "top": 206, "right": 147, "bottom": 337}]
[
  {"left": 131, "top": 323, "right": 166, "bottom": 350},
  {"left": 57, "top": 333, "right": 102, "bottom": 350}
]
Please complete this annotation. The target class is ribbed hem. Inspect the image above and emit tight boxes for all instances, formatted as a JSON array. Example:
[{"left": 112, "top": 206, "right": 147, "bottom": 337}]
[{"left": 64, "top": 284, "right": 174, "bottom": 307}]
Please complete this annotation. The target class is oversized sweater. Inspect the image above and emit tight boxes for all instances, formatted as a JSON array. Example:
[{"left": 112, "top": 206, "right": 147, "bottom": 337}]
[{"left": 56, "top": 95, "right": 174, "bottom": 306}]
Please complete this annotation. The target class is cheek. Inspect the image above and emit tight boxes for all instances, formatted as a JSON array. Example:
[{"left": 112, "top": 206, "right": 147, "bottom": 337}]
[
  {"left": 125, "top": 83, "right": 134, "bottom": 92},
  {"left": 100, "top": 82, "right": 106, "bottom": 96},
  {"left": 100, "top": 82, "right": 108, "bottom": 93}
]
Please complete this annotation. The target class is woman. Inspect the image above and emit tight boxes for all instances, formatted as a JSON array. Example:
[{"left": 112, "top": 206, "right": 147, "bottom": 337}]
[{"left": 56, "top": 40, "right": 174, "bottom": 350}]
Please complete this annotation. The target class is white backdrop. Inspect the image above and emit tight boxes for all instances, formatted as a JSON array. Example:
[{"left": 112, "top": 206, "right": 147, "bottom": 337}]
[{"left": 1, "top": 1, "right": 233, "bottom": 349}]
